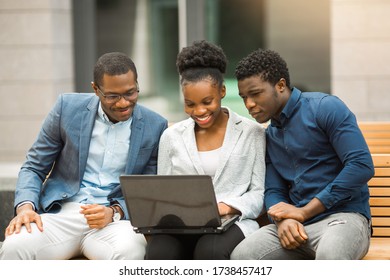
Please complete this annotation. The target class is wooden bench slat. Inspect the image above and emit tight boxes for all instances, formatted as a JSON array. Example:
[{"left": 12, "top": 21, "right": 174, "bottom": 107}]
[
  {"left": 369, "top": 187, "right": 390, "bottom": 196},
  {"left": 372, "top": 154, "right": 390, "bottom": 167},
  {"left": 368, "top": 178, "right": 390, "bottom": 186},
  {"left": 359, "top": 122, "right": 390, "bottom": 130},
  {"left": 369, "top": 146, "right": 390, "bottom": 153},
  {"left": 374, "top": 167, "right": 390, "bottom": 176},
  {"left": 362, "top": 132, "right": 390, "bottom": 138},
  {"left": 372, "top": 217, "right": 390, "bottom": 226},
  {"left": 365, "top": 139, "right": 390, "bottom": 146},
  {"left": 372, "top": 227, "right": 390, "bottom": 237},
  {"left": 369, "top": 197, "right": 390, "bottom": 206},
  {"left": 370, "top": 207, "right": 390, "bottom": 216}
]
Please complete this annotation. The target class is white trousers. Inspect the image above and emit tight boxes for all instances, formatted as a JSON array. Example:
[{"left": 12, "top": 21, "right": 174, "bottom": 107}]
[{"left": 0, "top": 203, "right": 146, "bottom": 260}]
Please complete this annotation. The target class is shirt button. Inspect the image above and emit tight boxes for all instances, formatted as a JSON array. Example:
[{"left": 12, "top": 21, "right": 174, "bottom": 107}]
[{"left": 62, "top": 194, "right": 68, "bottom": 199}]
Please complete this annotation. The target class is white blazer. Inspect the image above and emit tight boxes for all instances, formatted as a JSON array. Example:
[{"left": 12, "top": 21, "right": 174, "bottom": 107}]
[{"left": 158, "top": 107, "right": 266, "bottom": 236}]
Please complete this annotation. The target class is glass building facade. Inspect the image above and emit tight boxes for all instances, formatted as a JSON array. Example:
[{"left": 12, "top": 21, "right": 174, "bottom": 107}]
[{"left": 73, "top": 0, "right": 330, "bottom": 121}]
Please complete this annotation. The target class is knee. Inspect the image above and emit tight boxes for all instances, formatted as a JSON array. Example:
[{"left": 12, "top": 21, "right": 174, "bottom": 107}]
[
  {"left": 193, "top": 235, "right": 229, "bottom": 260},
  {"left": 230, "top": 241, "right": 247, "bottom": 260},
  {"left": 231, "top": 234, "right": 265, "bottom": 260},
  {"left": 86, "top": 236, "right": 146, "bottom": 260},
  {"left": 315, "top": 246, "right": 359, "bottom": 260},
  {"left": 122, "top": 240, "right": 146, "bottom": 260},
  {"left": 145, "top": 235, "right": 183, "bottom": 260},
  {"left": 315, "top": 249, "right": 343, "bottom": 260},
  {"left": 115, "top": 235, "right": 147, "bottom": 260},
  {"left": 0, "top": 231, "right": 36, "bottom": 260}
]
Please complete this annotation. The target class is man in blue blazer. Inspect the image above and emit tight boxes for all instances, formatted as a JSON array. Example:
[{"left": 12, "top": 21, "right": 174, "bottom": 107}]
[{"left": 0, "top": 52, "right": 168, "bottom": 259}]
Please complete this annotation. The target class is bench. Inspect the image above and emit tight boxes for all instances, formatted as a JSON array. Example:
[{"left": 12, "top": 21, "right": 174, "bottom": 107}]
[
  {"left": 359, "top": 122, "right": 390, "bottom": 259},
  {"left": 361, "top": 153, "right": 390, "bottom": 259},
  {"left": 364, "top": 154, "right": 390, "bottom": 260},
  {"left": 359, "top": 122, "right": 390, "bottom": 154}
]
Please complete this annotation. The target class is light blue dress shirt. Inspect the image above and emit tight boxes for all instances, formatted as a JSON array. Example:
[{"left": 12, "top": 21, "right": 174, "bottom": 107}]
[{"left": 66, "top": 103, "right": 132, "bottom": 206}]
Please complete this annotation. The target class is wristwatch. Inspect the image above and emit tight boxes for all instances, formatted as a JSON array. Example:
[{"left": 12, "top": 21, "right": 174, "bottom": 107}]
[{"left": 110, "top": 206, "right": 121, "bottom": 222}]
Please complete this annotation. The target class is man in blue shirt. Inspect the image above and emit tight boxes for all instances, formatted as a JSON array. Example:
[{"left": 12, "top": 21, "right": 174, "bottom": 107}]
[
  {"left": 231, "top": 49, "right": 374, "bottom": 260},
  {"left": 0, "top": 52, "right": 167, "bottom": 259}
]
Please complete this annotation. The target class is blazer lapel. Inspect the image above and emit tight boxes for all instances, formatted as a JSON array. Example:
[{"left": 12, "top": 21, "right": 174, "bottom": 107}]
[
  {"left": 213, "top": 109, "right": 243, "bottom": 182},
  {"left": 79, "top": 97, "right": 99, "bottom": 183},
  {"left": 182, "top": 119, "right": 205, "bottom": 174},
  {"left": 126, "top": 105, "right": 144, "bottom": 173}
]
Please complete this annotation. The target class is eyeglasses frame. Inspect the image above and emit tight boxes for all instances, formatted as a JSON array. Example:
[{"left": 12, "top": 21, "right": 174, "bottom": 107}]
[{"left": 95, "top": 83, "right": 139, "bottom": 104}]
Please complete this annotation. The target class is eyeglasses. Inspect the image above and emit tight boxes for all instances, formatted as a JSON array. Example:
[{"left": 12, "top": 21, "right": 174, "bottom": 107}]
[{"left": 96, "top": 85, "right": 139, "bottom": 104}]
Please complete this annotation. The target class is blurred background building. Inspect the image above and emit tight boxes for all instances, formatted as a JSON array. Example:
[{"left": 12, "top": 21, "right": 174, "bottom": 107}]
[{"left": 1, "top": 0, "right": 390, "bottom": 164}]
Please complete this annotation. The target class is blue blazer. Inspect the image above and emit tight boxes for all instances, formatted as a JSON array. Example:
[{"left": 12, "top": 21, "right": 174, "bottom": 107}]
[{"left": 14, "top": 93, "right": 168, "bottom": 219}]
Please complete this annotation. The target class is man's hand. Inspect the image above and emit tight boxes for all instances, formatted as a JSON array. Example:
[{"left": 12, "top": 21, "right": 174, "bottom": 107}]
[
  {"left": 268, "top": 202, "right": 306, "bottom": 223},
  {"left": 80, "top": 204, "right": 113, "bottom": 229},
  {"left": 268, "top": 198, "right": 326, "bottom": 224},
  {"left": 5, "top": 204, "right": 43, "bottom": 236},
  {"left": 276, "top": 219, "right": 308, "bottom": 249}
]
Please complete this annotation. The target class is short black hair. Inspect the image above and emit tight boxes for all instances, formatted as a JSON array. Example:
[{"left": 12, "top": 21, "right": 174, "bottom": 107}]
[
  {"left": 93, "top": 52, "right": 138, "bottom": 87},
  {"left": 235, "top": 49, "right": 290, "bottom": 88},
  {"left": 176, "top": 40, "right": 227, "bottom": 88}
]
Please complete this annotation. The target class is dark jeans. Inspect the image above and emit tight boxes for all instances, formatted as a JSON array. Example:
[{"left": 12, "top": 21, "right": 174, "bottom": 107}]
[{"left": 145, "top": 224, "right": 244, "bottom": 260}]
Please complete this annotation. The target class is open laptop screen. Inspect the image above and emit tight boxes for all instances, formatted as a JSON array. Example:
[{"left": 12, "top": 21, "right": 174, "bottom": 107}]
[{"left": 120, "top": 175, "right": 222, "bottom": 230}]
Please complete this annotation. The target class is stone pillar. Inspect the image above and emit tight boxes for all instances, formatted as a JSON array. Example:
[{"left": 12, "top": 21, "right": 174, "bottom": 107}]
[
  {"left": 0, "top": 0, "right": 74, "bottom": 163},
  {"left": 73, "top": 0, "right": 96, "bottom": 93},
  {"left": 178, "top": 0, "right": 205, "bottom": 50},
  {"left": 132, "top": 0, "right": 151, "bottom": 94}
]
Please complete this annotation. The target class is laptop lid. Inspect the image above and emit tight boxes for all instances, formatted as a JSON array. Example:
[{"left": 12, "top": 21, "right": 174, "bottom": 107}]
[{"left": 119, "top": 175, "right": 239, "bottom": 234}]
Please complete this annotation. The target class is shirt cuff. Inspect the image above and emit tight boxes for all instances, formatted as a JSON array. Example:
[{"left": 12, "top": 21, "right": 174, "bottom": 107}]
[{"left": 16, "top": 201, "right": 36, "bottom": 211}]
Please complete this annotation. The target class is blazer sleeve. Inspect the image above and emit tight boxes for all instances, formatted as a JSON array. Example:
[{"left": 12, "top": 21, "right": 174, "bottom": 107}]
[
  {"left": 15, "top": 95, "right": 64, "bottom": 210},
  {"left": 157, "top": 130, "right": 173, "bottom": 175},
  {"left": 221, "top": 125, "right": 266, "bottom": 220}
]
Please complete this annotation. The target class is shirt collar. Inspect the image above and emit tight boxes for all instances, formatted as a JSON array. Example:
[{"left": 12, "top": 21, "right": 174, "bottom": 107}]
[
  {"left": 270, "top": 87, "right": 301, "bottom": 128},
  {"left": 97, "top": 102, "right": 132, "bottom": 125}
]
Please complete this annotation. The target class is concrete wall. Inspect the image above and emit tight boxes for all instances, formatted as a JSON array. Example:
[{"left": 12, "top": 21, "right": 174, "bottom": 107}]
[
  {"left": 331, "top": 0, "right": 390, "bottom": 121},
  {"left": 0, "top": 0, "right": 74, "bottom": 163}
]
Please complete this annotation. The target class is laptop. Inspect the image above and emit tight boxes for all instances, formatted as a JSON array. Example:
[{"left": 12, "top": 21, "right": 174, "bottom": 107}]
[{"left": 119, "top": 175, "right": 240, "bottom": 234}]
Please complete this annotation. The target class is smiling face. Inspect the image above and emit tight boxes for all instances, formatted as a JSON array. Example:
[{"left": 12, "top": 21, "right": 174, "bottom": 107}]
[
  {"left": 238, "top": 75, "right": 289, "bottom": 124},
  {"left": 92, "top": 70, "right": 138, "bottom": 123},
  {"left": 182, "top": 79, "right": 226, "bottom": 129}
]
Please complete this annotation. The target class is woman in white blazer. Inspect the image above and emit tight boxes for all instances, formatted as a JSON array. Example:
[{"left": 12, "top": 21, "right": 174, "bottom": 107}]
[{"left": 145, "top": 40, "right": 266, "bottom": 260}]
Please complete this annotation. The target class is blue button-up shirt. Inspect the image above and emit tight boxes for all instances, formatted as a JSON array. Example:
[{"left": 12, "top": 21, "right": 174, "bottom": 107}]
[
  {"left": 265, "top": 88, "right": 374, "bottom": 224},
  {"left": 66, "top": 103, "right": 132, "bottom": 206}
]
